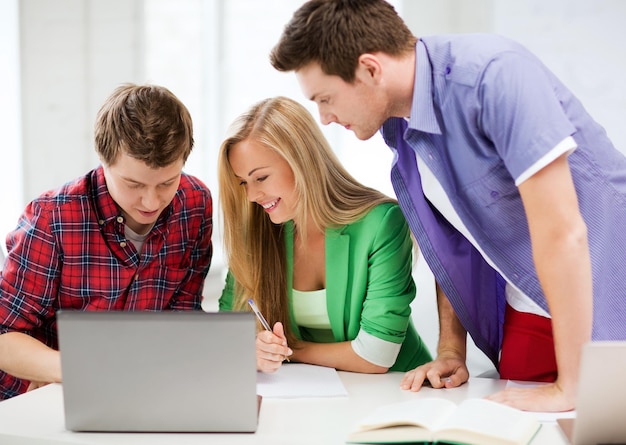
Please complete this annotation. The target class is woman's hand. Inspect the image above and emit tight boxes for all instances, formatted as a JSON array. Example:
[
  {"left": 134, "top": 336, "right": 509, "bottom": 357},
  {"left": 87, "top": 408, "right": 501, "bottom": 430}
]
[{"left": 255, "top": 322, "right": 293, "bottom": 373}]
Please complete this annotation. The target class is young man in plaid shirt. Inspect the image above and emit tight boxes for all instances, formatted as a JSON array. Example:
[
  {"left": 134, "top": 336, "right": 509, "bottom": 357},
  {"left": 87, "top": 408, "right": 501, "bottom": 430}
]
[{"left": 0, "top": 84, "right": 213, "bottom": 400}]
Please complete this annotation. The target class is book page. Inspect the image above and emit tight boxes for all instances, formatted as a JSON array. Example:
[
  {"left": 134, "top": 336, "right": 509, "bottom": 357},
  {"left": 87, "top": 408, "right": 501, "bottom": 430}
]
[
  {"left": 435, "top": 398, "right": 541, "bottom": 445},
  {"left": 354, "top": 398, "right": 457, "bottom": 432},
  {"left": 347, "top": 425, "right": 434, "bottom": 444}
]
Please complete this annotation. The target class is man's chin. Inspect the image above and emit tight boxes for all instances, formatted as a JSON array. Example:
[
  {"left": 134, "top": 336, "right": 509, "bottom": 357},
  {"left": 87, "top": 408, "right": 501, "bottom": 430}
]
[
  {"left": 127, "top": 214, "right": 160, "bottom": 234},
  {"left": 353, "top": 128, "right": 378, "bottom": 141}
]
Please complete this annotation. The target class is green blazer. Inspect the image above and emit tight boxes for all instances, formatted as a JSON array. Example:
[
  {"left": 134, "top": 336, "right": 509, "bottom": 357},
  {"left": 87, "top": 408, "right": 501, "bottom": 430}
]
[{"left": 220, "top": 202, "right": 432, "bottom": 371}]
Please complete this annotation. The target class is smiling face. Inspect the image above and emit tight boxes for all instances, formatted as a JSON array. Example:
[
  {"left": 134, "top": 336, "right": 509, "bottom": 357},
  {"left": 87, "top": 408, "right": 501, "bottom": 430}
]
[
  {"left": 228, "top": 138, "right": 298, "bottom": 225},
  {"left": 296, "top": 61, "right": 389, "bottom": 141},
  {"left": 103, "top": 152, "right": 183, "bottom": 234}
]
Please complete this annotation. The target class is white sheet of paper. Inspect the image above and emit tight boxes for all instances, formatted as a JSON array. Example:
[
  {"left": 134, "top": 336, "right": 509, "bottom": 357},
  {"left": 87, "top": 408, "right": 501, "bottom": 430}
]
[{"left": 256, "top": 363, "right": 348, "bottom": 398}]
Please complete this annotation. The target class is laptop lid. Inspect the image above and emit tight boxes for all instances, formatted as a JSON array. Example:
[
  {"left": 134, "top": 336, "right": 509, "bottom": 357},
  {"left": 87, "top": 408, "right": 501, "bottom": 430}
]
[
  {"left": 557, "top": 341, "right": 626, "bottom": 445},
  {"left": 57, "top": 310, "right": 258, "bottom": 433}
]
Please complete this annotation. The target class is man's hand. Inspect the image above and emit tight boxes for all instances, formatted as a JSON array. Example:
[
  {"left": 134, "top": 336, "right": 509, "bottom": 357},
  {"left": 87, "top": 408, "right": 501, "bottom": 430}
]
[
  {"left": 400, "top": 353, "right": 469, "bottom": 391},
  {"left": 487, "top": 381, "right": 575, "bottom": 412},
  {"left": 402, "top": 283, "right": 470, "bottom": 391}
]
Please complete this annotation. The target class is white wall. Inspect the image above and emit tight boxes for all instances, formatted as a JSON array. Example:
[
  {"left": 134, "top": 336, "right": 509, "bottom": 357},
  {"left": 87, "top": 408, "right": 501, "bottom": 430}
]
[
  {"left": 17, "top": 0, "right": 145, "bottom": 203},
  {"left": 0, "top": 0, "right": 23, "bottom": 245}
]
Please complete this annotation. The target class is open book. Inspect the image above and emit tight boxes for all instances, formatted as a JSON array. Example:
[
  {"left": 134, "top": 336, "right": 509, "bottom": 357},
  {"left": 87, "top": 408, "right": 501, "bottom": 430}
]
[{"left": 346, "top": 397, "right": 541, "bottom": 445}]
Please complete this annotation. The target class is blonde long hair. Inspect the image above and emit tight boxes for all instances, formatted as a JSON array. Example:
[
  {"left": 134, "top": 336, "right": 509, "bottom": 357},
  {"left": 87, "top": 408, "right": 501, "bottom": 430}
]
[{"left": 218, "top": 96, "right": 394, "bottom": 345}]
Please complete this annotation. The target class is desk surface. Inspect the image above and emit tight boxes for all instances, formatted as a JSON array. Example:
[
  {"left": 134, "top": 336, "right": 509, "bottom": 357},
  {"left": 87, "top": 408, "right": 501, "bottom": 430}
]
[{"left": 0, "top": 372, "right": 568, "bottom": 445}]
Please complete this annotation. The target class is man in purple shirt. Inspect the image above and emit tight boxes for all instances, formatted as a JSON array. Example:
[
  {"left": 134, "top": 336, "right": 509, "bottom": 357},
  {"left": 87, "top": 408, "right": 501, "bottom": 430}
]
[{"left": 269, "top": 0, "right": 626, "bottom": 412}]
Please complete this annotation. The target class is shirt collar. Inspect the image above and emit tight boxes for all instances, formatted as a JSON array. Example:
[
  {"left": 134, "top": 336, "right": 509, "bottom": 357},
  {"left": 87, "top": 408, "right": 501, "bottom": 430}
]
[
  {"left": 407, "top": 39, "right": 442, "bottom": 135},
  {"left": 91, "top": 165, "right": 123, "bottom": 226}
]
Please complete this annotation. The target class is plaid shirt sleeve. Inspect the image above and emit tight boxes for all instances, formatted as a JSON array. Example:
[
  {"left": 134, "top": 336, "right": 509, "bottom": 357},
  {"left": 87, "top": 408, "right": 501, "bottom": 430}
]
[
  {"left": 165, "top": 177, "right": 213, "bottom": 311},
  {"left": 0, "top": 199, "right": 62, "bottom": 400},
  {"left": 0, "top": 200, "right": 61, "bottom": 336}
]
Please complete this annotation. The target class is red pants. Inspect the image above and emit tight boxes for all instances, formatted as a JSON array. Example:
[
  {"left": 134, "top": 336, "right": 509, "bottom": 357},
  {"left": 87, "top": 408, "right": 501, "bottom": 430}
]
[{"left": 498, "top": 304, "right": 557, "bottom": 382}]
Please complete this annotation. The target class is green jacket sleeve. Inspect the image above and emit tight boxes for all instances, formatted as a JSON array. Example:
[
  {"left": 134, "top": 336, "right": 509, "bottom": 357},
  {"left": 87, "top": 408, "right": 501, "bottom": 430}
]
[
  {"left": 356, "top": 204, "right": 416, "bottom": 342},
  {"left": 218, "top": 271, "right": 236, "bottom": 311},
  {"left": 328, "top": 203, "right": 431, "bottom": 371}
]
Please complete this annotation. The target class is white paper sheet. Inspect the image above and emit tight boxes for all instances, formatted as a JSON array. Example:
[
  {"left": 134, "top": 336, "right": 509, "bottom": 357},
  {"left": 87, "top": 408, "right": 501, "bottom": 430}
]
[{"left": 256, "top": 363, "right": 348, "bottom": 398}]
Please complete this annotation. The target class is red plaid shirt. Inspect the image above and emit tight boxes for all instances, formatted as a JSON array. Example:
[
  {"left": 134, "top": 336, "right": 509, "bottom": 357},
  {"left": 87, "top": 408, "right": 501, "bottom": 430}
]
[{"left": 0, "top": 166, "right": 212, "bottom": 399}]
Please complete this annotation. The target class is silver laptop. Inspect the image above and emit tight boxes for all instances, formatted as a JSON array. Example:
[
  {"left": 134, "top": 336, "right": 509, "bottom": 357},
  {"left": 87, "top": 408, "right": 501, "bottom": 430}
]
[
  {"left": 57, "top": 310, "right": 259, "bottom": 432},
  {"left": 557, "top": 341, "right": 626, "bottom": 445}
]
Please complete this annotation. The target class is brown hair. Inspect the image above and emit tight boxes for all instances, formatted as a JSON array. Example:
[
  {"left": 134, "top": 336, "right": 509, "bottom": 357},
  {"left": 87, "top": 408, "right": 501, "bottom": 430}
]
[
  {"left": 270, "top": 0, "right": 416, "bottom": 82},
  {"left": 218, "top": 96, "right": 395, "bottom": 346},
  {"left": 94, "top": 83, "right": 194, "bottom": 168}
]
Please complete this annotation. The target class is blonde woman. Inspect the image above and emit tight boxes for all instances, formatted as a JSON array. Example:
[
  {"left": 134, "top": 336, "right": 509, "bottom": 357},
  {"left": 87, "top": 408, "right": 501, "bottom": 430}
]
[{"left": 218, "top": 96, "right": 431, "bottom": 373}]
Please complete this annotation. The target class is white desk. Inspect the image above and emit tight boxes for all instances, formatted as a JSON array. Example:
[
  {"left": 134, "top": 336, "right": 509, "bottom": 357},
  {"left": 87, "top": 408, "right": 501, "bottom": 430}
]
[{"left": 0, "top": 373, "right": 569, "bottom": 445}]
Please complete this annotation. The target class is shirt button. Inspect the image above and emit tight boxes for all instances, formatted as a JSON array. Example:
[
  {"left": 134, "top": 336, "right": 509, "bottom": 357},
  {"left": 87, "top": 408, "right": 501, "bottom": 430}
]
[
  {"left": 120, "top": 241, "right": 127, "bottom": 248},
  {"left": 116, "top": 216, "right": 124, "bottom": 223},
  {"left": 134, "top": 273, "right": 139, "bottom": 281},
  {"left": 445, "top": 66, "right": 451, "bottom": 74},
  {"left": 98, "top": 219, "right": 105, "bottom": 225},
  {"left": 490, "top": 191, "right": 499, "bottom": 199}
]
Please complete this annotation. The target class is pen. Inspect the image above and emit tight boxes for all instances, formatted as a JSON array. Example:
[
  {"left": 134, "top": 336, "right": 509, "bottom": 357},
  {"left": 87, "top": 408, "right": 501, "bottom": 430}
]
[
  {"left": 247, "top": 299, "right": 272, "bottom": 331},
  {"left": 247, "top": 299, "right": 290, "bottom": 362}
]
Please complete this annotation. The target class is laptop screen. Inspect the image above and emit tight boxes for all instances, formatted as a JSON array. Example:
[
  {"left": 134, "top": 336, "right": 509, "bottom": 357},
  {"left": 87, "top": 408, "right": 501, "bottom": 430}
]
[
  {"left": 57, "top": 310, "right": 259, "bottom": 432},
  {"left": 560, "top": 341, "right": 626, "bottom": 445}
]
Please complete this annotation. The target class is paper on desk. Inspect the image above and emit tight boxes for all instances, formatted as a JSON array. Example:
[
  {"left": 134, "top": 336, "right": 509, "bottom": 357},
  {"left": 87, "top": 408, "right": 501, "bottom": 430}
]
[
  {"left": 505, "top": 380, "right": 577, "bottom": 423},
  {"left": 257, "top": 363, "right": 348, "bottom": 398}
]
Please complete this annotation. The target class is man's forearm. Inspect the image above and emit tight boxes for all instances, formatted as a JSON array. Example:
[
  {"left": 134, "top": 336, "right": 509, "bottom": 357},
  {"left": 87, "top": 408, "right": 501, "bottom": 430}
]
[
  {"left": 435, "top": 283, "right": 467, "bottom": 360},
  {"left": 534, "top": 233, "right": 592, "bottom": 396},
  {"left": 0, "top": 332, "right": 61, "bottom": 383}
]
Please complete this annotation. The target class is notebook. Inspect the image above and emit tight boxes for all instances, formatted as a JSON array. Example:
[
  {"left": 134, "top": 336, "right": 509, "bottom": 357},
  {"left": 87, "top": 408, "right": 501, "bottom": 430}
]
[
  {"left": 56, "top": 310, "right": 259, "bottom": 433},
  {"left": 557, "top": 341, "right": 626, "bottom": 445}
]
